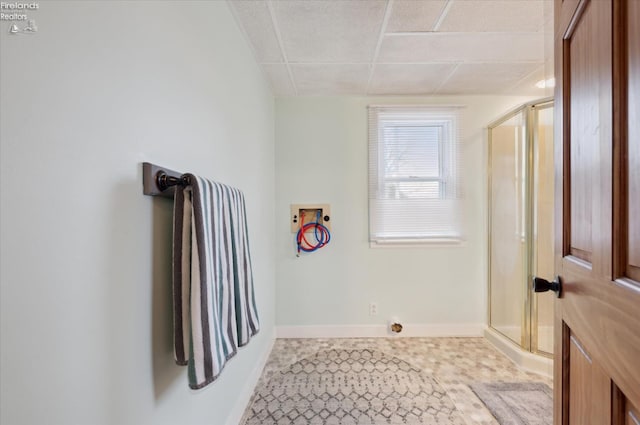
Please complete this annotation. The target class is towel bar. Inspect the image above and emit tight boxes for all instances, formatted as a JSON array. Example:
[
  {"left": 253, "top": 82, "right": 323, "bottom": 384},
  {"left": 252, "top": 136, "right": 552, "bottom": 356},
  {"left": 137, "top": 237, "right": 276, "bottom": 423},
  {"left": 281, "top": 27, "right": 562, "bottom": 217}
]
[{"left": 142, "top": 162, "right": 190, "bottom": 198}]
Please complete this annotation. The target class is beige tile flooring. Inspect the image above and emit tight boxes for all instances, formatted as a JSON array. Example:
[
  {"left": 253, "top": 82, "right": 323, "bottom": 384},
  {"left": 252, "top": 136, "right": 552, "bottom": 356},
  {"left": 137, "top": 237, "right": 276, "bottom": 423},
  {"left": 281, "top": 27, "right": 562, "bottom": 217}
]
[{"left": 241, "top": 337, "right": 552, "bottom": 424}]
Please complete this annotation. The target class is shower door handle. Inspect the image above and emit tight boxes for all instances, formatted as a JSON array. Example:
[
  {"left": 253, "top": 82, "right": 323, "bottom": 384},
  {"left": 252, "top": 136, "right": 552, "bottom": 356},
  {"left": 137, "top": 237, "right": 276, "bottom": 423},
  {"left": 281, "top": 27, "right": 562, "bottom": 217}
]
[{"left": 533, "top": 276, "right": 562, "bottom": 297}]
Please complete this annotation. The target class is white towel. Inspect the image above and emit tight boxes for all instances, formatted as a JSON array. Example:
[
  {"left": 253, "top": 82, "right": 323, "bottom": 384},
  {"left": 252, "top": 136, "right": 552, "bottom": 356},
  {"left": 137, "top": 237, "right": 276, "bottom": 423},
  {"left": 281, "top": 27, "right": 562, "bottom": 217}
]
[{"left": 172, "top": 174, "right": 259, "bottom": 389}]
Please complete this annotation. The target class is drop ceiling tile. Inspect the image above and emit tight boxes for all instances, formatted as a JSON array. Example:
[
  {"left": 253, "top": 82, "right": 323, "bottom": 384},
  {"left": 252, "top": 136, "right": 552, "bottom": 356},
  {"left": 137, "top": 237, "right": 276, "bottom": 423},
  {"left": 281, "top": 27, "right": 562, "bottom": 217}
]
[
  {"left": 272, "top": 1, "right": 387, "bottom": 63},
  {"left": 377, "top": 33, "right": 544, "bottom": 63},
  {"left": 230, "top": 0, "right": 550, "bottom": 96},
  {"left": 438, "top": 1, "right": 545, "bottom": 32},
  {"left": 436, "top": 62, "right": 543, "bottom": 94},
  {"left": 368, "top": 63, "right": 457, "bottom": 95},
  {"left": 386, "top": 0, "right": 447, "bottom": 33},
  {"left": 262, "top": 64, "right": 296, "bottom": 96},
  {"left": 228, "top": 1, "right": 283, "bottom": 63},
  {"left": 291, "top": 64, "right": 370, "bottom": 95}
]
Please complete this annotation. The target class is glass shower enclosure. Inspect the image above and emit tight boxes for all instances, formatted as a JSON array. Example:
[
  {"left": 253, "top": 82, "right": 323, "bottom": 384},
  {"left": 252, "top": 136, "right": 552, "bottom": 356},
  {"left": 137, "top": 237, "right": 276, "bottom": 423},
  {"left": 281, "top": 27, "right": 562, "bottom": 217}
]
[{"left": 488, "top": 98, "right": 554, "bottom": 356}]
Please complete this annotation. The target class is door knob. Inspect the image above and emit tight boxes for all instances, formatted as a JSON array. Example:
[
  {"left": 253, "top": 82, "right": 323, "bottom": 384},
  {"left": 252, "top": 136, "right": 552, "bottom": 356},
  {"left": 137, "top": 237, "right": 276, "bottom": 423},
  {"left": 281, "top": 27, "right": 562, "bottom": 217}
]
[{"left": 533, "top": 276, "right": 562, "bottom": 297}]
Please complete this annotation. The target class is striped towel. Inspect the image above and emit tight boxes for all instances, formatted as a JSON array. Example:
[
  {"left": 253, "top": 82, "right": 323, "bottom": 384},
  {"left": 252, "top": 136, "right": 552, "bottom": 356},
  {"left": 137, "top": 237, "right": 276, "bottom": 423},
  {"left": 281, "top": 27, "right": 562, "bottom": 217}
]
[{"left": 172, "top": 174, "right": 260, "bottom": 390}]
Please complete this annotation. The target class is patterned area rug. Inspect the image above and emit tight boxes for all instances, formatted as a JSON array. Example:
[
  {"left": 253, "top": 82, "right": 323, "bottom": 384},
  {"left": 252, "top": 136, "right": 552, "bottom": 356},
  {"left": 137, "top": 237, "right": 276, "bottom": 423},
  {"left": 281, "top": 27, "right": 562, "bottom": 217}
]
[
  {"left": 470, "top": 382, "right": 552, "bottom": 425},
  {"left": 243, "top": 349, "right": 466, "bottom": 424}
]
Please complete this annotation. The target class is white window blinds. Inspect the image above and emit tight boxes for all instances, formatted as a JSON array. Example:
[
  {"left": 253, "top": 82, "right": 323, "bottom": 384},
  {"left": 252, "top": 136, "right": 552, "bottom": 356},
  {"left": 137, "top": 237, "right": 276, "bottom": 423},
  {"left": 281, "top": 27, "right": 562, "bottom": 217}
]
[{"left": 368, "top": 106, "right": 463, "bottom": 244}]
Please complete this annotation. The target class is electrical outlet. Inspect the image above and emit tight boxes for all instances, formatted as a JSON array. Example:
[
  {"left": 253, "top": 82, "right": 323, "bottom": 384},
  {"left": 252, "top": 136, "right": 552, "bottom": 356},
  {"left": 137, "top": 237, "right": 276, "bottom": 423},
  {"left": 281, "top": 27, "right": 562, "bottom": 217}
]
[{"left": 369, "top": 302, "right": 378, "bottom": 316}]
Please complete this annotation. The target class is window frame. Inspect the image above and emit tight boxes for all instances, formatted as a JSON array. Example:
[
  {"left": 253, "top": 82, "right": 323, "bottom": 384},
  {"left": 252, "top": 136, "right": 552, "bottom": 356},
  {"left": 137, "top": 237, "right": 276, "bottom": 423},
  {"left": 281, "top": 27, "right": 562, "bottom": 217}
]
[
  {"left": 377, "top": 118, "right": 454, "bottom": 201},
  {"left": 368, "top": 106, "right": 463, "bottom": 246}
]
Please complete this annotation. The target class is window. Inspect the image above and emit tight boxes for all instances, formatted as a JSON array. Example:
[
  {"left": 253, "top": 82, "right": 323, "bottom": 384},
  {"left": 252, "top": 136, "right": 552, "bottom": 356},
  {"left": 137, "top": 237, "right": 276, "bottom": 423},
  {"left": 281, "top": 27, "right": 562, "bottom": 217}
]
[{"left": 368, "top": 106, "right": 463, "bottom": 245}]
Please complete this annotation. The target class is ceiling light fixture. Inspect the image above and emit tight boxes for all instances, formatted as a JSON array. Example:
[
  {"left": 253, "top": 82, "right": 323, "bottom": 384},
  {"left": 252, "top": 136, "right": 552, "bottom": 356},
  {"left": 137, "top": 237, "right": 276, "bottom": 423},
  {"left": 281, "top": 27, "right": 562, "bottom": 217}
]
[{"left": 535, "top": 78, "right": 556, "bottom": 89}]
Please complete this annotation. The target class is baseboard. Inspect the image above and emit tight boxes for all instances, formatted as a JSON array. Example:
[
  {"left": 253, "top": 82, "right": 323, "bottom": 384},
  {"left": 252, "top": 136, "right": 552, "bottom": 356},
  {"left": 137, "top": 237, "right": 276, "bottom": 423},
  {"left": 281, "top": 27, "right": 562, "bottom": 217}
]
[
  {"left": 276, "top": 323, "right": 485, "bottom": 339},
  {"left": 484, "top": 327, "right": 553, "bottom": 378},
  {"left": 225, "top": 327, "right": 276, "bottom": 425}
]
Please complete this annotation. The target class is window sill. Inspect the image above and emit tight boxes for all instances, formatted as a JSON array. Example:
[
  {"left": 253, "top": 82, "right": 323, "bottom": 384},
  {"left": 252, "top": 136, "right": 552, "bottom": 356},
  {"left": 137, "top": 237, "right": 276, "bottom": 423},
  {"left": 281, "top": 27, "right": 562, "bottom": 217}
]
[{"left": 369, "top": 238, "right": 466, "bottom": 248}]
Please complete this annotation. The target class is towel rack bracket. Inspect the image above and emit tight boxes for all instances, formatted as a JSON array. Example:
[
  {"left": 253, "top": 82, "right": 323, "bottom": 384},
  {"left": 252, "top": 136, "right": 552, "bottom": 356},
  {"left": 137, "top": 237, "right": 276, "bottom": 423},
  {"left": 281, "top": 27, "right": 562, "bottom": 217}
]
[{"left": 142, "top": 162, "right": 182, "bottom": 198}]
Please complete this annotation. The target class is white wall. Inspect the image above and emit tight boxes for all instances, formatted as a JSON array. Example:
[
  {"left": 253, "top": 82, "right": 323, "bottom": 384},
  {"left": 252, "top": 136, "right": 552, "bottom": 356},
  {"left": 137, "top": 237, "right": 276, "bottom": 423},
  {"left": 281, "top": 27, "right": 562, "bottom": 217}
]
[
  {"left": 275, "top": 96, "right": 534, "bottom": 332},
  {"left": 0, "top": 2, "right": 275, "bottom": 424}
]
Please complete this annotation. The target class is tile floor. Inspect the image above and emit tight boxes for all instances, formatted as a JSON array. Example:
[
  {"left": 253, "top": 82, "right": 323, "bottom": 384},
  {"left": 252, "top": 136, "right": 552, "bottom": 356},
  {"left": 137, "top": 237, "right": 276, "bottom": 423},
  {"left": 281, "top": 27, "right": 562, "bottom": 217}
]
[{"left": 240, "top": 337, "right": 552, "bottom": 425}]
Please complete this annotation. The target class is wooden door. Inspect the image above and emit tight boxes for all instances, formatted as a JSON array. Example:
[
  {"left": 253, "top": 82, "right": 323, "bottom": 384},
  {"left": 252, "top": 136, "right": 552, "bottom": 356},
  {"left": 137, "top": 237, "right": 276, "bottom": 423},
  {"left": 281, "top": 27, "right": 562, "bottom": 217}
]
[{"left": 553, "top": 0, "right": 640, "bottom": 424}]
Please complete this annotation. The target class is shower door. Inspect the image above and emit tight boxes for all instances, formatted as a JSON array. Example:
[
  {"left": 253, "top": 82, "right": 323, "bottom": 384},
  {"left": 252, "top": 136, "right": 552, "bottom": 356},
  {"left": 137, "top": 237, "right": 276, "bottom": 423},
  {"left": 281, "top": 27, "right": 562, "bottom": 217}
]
[
  {"left": 488, "top": 109, "right": 527, "bottom": 348},
  {"left": 531, "top": 103, "right": 554, "bottom": 355},
  {"left": 488, "top": 99, "right": 554, "bottom": 355}
]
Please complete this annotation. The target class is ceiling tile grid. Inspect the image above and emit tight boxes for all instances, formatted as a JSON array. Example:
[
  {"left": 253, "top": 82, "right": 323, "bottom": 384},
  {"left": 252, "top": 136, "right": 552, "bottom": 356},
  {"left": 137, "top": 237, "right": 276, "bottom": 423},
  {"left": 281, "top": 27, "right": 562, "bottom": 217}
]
[{"left": 228, "top": 0, "right": 553, "bottom": 96}]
